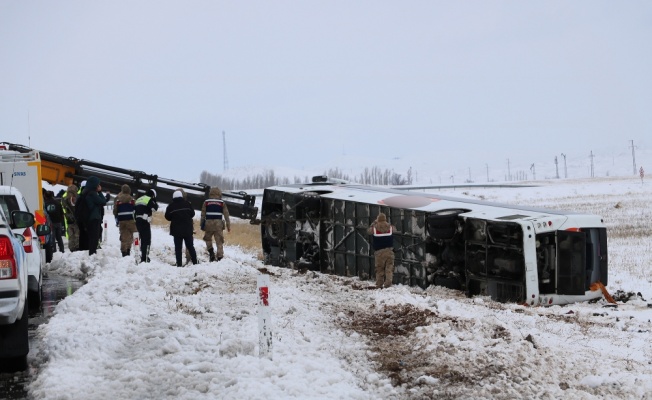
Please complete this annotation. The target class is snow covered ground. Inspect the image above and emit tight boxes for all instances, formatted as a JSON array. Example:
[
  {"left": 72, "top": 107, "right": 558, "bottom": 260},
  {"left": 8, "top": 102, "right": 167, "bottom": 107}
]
[{"left": 28, "top": 176, "right": 652, "bottom": 399}]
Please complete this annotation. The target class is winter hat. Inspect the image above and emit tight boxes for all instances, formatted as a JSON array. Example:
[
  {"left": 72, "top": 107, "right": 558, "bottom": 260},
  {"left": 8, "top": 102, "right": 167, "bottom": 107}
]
[
  {"left": 377, "top": 213, "right": 387, "bottom": 222},
  {"left": 68, "top": 184, "right": 78, "bottom": 193},
  {"left": 172, "top": 190, "right": 183, "bottom": 199},
  {"left": 209, "top": 187, "right": 222, "bottom": 199},
  {"left": 147, "top": 189, "right": 157, "bottom": 198},
  {"left": 87, "top": 176, "right": 100, "bottom": 189},
  {"left": 121, "top": 184, "right": 131, "bottom": 194}
]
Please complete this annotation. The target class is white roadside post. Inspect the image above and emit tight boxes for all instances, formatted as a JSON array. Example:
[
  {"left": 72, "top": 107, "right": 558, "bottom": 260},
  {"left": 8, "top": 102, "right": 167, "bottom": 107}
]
[
  {"left": 103, "top": 220, "right": 108, "bottom": 242},
  {"left": 133, "top": 232, "right": 140, "bottom": 264},
  {"left": 257, "top": 274, "right": 273, "bottom": 359}
]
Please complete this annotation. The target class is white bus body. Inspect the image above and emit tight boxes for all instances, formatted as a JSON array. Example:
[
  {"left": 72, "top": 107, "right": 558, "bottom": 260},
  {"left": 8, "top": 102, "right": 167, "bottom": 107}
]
[{"left": 260, "top": 179, "right": 608, "bottom": 305}]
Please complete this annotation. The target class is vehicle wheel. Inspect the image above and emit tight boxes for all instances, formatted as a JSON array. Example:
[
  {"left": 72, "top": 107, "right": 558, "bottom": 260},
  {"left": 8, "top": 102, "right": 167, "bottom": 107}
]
[
  {"left": 45, "top": 243, "right": 54, "bottom": 263},
  {"left": 28, "top": 279, "right": 42, "bottom": 311},
  {"left": 0, "top": 298, "right": 29, "bottom": 372},
  {"left": 295, "top": 191, "right": 321, "bottom": 211},
  {"left": 263, "top": 212, "right": 283, "bottom": 246},
  {"left": 427, "top": 209, "right": 468, "bottom": 240}
]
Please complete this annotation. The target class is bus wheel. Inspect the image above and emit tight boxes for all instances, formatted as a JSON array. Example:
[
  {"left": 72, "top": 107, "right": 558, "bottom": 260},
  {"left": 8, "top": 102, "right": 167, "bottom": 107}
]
[
  {"left": 263, "top": 212, "right": 283, "bottom": 246},
  {"left": 427, "top": 209, "right": 468, "bottom": 240},
  {"left": 295, "top": 191, "right": 321, "bottom": 211}
]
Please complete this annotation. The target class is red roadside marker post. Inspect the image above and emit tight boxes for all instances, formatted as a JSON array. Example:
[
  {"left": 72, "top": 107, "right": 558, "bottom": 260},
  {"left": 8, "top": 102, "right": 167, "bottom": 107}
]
[
  {"left": 258, "top": 274, "right": 273, "bottom": 359},
  {"left": 133, "top": 232, "right": 140, "bottom": 264}
]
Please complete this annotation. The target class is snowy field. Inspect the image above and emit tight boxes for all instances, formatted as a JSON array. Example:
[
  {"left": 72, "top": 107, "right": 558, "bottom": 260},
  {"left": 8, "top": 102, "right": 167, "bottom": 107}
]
[{"left": 28, "top": 176, "right": 652, "bottom": 399}]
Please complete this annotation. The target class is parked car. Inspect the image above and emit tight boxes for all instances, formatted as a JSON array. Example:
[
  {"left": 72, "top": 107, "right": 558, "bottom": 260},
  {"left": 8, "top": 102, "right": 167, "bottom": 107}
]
[
  {"left": 0, "top": 206, "right": 37, "bottom": 371},
  {"left": 0, "top": 186, "right": 49, "bottom": 308}
]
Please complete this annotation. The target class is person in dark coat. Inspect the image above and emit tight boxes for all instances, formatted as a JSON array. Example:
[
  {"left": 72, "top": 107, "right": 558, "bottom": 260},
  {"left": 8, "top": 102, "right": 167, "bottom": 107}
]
[
  {"left": 82, "top": 176, "right": 107, "bottom": 256},
  {"left": 165, "top": 189, "right": 198, "bottom": 267},
  {"left": 44, "top": 190, "right": 65, "bottom": 253}
]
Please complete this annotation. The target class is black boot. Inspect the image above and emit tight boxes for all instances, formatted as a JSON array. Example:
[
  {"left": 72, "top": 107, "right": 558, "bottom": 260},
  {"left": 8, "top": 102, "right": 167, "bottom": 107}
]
[
  {"left": 121, "top": 251, "right": 128, "bottom": 257},
  {"left": 208, "top": 248, "right": 216, "bottom": 262}
]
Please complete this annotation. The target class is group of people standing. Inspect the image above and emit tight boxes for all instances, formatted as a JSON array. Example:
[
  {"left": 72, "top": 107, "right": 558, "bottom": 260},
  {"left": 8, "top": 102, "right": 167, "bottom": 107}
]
[
  {"left": 56, "top": 176, "right": 230, "bottom": 266},
  {"left": 57, "top": 176, "right": 107, "bottom": 255},
  {"left": 163, "top": 186, "right": 231, "bottom": 267}
]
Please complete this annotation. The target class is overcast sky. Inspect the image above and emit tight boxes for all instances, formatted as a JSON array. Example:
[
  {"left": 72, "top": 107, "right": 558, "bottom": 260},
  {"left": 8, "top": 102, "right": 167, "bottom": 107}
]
[{"left": 1, "top": 1, "right": 651, "bottom": 182}]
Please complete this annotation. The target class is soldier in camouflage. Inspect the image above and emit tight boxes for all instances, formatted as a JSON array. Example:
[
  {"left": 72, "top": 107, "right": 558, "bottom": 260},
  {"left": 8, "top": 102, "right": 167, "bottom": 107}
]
[
  {"left": 367, "top": 213, "right": 397, "bottom": 289},
  {"left": 113, "top": 184, "right": 137, "bottom": 257},
  {"left": 61, "top": 184, "right": 80, "bottom": 252},
  {"left": 201, "top": 187, "right": 231, "bottom": 262}
]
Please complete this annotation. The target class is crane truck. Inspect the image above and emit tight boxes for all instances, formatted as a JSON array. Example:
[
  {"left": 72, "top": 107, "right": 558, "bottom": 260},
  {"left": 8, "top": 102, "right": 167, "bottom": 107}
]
[{"left": 0, "top": 142, "right": 258, "bottom": 221}]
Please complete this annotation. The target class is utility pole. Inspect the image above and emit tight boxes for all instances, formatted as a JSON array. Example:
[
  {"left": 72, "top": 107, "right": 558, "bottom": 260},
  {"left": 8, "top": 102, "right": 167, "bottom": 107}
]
[
  {"left": 27, "top": 111, "right": 31, "bottom": 147},
  {"left": 589, "top": 151, "right": 595, "bottom": 178},
  {"left": 530, "top": 163, "right": 536, "bottom": 181},
  {"left": 222, "top": 131, "right": 229, "bottom": 172},
  {"left": 554, "top": 156, "right": 559, "bottom": 179},
  {"left": 561, "top": 153, "right": 567, "bottom": 178},
  {"left": 468, "top": 167, "right": 472, "bottom": 182},
  {"left": 630, "top": 140, "right": 637, "bottom": 175},
  {"left": 485, "top": 163, "right": 489, "bottom": 182},
  {"left": 507, "top": 159, "right": 511, "bottom": 181}
]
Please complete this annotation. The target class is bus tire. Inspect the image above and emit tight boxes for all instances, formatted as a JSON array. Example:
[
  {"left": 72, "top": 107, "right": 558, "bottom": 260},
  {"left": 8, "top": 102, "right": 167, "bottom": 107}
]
[
  {"left": 263, "top": 212, "right": 283, "bottom": 246},
  {"left": 295, "top": 191, "right": 321, "bottom": 211},
  {"left": 427, "top": 209, "right": 467, "bottom": 240}
]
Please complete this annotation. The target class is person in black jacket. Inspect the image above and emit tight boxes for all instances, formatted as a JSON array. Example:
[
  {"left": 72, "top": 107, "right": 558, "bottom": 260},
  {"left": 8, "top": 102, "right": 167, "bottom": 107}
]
[
  {"left": 82, "top": 176, "right": 107, "bottom": 256},
  {"left": 165, "top": 189, "right": 198, "bottom": 267},
  {"left": 44, "top": 190, "right": 65, "bottom": 253},
  {"left": 134, "top": 189, "right": 158, "bottom": 263}
]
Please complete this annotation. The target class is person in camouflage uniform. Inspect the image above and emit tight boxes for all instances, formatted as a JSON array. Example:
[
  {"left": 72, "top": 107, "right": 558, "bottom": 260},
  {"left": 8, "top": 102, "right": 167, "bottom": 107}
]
[
  {"left": 367, "top": 213, "right": 397, "bottom": 289},
  {"left": 200, "top": 186, "right": 231, "bottom": 262},
  {"left": 113, "top": 184, "right": 137, "bottom": 257},
  {"left": 61, "top": 184, "right": 80, "bottom": 252}
]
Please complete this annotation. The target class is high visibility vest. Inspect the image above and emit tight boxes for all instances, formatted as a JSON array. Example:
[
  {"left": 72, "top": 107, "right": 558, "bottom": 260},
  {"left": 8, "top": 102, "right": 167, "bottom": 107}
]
[
  {"left": 134, "top": 195, "right": 153, "bottom": 220},
  {"left": 372, "top": 227, "right": 393, "bottom": 250},
  {"left": 204, "top": 199, "right": 224, "bottom": 220}
]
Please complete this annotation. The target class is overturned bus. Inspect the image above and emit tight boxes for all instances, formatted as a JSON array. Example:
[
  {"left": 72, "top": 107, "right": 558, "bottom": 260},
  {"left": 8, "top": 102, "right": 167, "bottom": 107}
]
[{"left": 260, "top": 177, "right": 608, "bottom": 305}]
